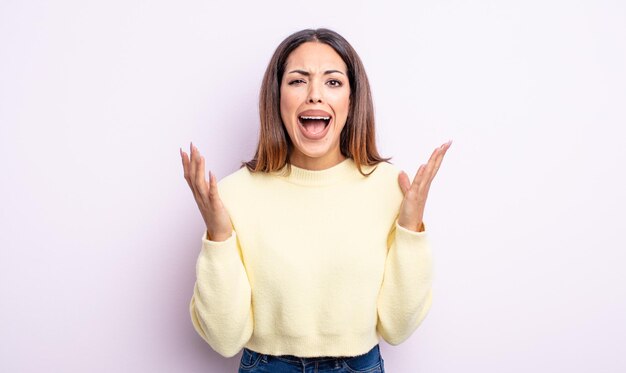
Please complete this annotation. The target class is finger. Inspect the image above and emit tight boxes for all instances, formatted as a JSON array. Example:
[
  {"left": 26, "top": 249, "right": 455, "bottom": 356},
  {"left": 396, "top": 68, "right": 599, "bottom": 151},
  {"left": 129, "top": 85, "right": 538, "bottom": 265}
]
[
  {"left": 189, "top": 143, "right": 202, "bottom": 198},
  {"left": 429, "top": 141, "right": 452, "bottom": 182},
  {"left": 209, "top": 170, "right": 221, "bottom": 201},
  {"left": 420, "top": 144, "right": 447, "bottom": 189},
  {"left": 410, "top": 164, "right": 427, "bottom": 191},
  {"left": 180, "top": 148, "right": 193, "bottom": 189},
  {"left": 423, "top": 146, "right": 441, "bottom": 174},
  {"left": 189, "top": 142, "right": 197, "bottom": 185},
  {"left": 423, "top": 141, "right": 452, "bottom": 189},
  {"left": 195, "top": 155, "right": 210, "bottom": 200},
  {"left": 398, "top": 171, "right": 411, "bottom": 195}
]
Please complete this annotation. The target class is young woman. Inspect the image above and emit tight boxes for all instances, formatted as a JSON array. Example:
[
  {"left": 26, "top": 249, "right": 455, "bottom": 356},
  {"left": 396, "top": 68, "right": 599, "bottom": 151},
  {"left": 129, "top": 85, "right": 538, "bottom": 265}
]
[{"left": 180, "top": 28, "right": 451, "bottom": 373}]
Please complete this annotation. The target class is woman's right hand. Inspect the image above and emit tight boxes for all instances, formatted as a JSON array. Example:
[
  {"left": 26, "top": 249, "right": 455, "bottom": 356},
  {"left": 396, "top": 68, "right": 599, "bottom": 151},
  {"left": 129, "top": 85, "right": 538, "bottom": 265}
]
[{"left": 180, "top": 142, "right": 233, "bottom": 242}]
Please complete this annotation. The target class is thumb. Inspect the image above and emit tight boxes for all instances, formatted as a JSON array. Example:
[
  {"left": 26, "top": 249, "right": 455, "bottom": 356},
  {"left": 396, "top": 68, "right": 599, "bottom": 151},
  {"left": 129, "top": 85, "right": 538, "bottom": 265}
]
[{"left": 398, "top": 171, "right": 411, "bottom": 195}]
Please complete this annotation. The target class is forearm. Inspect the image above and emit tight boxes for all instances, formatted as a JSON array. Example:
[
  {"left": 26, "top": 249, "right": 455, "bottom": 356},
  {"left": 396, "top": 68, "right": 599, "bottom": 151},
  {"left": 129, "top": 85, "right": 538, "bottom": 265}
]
[
  {"left": 377, "top": 220, "right": 433, "bottom": 345},
  {"left": 190, "top": 231, "right": 253, "bottom": 357}
]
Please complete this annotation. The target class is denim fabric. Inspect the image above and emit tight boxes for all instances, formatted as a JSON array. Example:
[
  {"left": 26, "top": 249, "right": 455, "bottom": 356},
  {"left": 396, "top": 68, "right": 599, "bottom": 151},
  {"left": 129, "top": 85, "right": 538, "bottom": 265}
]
[{"left": 238, "top": 344, "right": 385, "bottom": 373}]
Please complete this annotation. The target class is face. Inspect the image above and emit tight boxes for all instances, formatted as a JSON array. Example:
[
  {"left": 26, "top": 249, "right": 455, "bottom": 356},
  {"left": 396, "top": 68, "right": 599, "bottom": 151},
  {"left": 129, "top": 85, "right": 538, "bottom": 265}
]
[{"left": 280, "top": 42, "right": 351, "bottom": 170}]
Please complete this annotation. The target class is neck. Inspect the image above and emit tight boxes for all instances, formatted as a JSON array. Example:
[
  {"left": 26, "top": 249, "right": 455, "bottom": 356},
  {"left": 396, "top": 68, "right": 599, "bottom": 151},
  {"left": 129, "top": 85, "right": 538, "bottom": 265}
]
[
  {"left": 276, "top": 157, "right": 359, "bottom": 187},
  {"left": 289, "top": 150, "right": 347, "bottom": 171}
]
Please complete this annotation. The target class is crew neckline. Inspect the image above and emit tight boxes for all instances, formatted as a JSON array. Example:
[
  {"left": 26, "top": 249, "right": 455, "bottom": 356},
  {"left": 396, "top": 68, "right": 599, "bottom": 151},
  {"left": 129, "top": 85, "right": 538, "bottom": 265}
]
[{"left": 272, "top": 157, "right": 367, "bottom": 187}]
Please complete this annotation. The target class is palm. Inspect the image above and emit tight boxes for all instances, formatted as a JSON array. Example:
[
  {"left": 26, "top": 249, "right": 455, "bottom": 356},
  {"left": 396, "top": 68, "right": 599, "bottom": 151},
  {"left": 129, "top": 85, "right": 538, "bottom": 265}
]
[
  {"left": 180, "top": 143, "right": 233, "bottom": 242},
  {"left": 397, "top": 141, "right": 452, "bottom": 232}
]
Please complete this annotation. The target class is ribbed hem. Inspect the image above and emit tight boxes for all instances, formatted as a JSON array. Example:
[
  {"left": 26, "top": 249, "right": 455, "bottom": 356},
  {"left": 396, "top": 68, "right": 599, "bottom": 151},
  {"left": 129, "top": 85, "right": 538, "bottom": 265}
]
[
  {"left": 270, "top": 158, "right": 374, "bottom": 187},
  {"left": 245, "top": 330, "right": 380, "bottom": 358}
]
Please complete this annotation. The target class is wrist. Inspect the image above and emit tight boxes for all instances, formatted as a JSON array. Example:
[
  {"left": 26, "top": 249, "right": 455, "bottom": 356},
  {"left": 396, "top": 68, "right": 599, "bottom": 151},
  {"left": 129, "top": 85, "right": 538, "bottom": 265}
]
[
  {"left": 206, "top": 229, "right": 232, "bottom": 242},
  {"left": 398, "top": 220, "right": 425, "bottom": 232}
]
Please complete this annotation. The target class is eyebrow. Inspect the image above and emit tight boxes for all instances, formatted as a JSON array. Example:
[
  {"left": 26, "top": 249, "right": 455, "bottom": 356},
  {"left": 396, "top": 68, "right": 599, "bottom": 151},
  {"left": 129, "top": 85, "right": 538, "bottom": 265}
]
[{"left": 287, "top": 69, "right": 345, "bottom": 76}]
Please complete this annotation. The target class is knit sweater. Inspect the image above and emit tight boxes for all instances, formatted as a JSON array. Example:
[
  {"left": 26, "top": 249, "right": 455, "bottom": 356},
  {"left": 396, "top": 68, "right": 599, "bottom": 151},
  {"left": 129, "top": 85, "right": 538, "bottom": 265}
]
[{"left": 189, "top": 157, "right": 433, "bottom": 358}]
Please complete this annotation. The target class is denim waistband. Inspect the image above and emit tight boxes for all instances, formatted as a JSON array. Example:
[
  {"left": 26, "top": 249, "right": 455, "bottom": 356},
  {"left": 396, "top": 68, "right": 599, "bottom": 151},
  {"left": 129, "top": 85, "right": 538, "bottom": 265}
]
[{"left": 249, "top": 343, "right": 380, "bottom": 368}]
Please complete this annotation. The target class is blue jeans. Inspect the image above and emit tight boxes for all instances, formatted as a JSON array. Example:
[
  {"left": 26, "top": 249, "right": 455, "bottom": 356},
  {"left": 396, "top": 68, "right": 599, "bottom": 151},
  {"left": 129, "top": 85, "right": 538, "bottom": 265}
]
[{"left": 238, "top": 343, "right": 385, "bottom": 372}]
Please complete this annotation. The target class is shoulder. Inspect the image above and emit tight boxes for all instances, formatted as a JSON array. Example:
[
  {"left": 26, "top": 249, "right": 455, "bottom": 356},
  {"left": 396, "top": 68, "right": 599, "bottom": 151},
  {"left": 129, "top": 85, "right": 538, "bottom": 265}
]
[
  {"left": 215, "top": 165, "right": 259, "bottom": 198},
  {"left": 217, "top": 165, "right": 280, "bottom": 200},
  {"left": 214, "top": 166, "right": 259, "bottom": 211},
  {"left": 367, "top": 161, "right": 404, "bottom": 201},
  {"left": 217, "top": 165, "right": 251, "bottom": 188},
  {"left": 364, "top": 160, "right": 402, "bottom": 188},
  {"left": 370, "top": 160, "right": 401, "bottom": 179}
]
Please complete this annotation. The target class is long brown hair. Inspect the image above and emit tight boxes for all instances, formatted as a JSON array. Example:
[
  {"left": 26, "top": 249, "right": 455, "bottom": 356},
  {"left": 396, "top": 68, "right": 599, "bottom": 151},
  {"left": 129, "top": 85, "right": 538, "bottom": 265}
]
[{"left": 243, "top": 28, "right": 390, "bottom": 176}]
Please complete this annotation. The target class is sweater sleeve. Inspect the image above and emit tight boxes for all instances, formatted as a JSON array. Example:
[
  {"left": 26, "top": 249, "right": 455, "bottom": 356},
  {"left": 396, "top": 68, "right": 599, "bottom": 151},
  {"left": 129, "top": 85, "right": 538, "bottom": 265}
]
[
  {"left": 189, "top": 230, "right": 253, "bottom": 357},
  {"left": 376, "top": 219, "right": 433, "bottom": 345}
]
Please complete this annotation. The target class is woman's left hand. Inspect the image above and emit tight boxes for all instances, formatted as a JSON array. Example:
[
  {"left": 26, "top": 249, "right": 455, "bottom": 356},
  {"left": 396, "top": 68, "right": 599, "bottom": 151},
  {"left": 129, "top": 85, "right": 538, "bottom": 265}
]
[{"left": 397, "top": 140, "right": 452, "bottom": 232}]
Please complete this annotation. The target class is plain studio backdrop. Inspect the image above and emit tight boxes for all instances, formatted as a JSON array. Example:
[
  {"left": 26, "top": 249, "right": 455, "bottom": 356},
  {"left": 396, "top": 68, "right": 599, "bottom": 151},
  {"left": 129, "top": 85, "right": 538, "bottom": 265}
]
[{"left": 1, "top": 0, "right": 625, "bottom": 372}]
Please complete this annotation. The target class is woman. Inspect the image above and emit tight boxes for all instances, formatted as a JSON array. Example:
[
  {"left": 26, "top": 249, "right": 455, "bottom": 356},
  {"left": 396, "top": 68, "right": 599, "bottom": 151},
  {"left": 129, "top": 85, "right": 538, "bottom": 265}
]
[{"left": 180, "top": 28, "right": 451, "bottom": 373}]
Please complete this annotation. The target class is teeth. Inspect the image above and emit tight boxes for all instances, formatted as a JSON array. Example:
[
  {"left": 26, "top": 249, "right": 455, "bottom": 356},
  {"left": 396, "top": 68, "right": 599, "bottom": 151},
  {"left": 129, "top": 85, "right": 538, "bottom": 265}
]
[{"left": 300, "top": 116, "right": 330, "bottom": 120}]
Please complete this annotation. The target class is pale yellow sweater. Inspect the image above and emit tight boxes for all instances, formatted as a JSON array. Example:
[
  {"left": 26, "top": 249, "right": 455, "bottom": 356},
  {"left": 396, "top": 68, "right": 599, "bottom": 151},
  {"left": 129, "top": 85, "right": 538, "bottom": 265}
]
[{"left": 190, "top": 157, "right": 433, "bottom": 358}]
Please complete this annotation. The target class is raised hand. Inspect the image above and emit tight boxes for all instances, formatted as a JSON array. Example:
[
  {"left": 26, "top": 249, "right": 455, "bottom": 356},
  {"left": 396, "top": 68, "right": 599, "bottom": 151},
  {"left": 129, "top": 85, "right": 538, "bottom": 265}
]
[
  {"left": 180, "top": 142, "right": 233, "bottom": 242},
  {"left": 397, "top": 140, "right": 452, "bottom": 232}
]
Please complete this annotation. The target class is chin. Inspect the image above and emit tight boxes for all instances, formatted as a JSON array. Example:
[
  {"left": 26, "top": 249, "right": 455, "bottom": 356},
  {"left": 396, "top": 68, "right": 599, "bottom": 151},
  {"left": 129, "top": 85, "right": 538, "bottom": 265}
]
[{"left": 297, "top": 146, "right": 333, "bottom": 159}]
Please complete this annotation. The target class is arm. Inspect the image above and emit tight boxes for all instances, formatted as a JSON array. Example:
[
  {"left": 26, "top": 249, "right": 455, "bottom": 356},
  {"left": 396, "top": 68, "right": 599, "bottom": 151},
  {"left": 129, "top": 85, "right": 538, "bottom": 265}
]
[
  {"left": 377, "top": 140, "right": 450, "bottom": 343},
  {"left": 189, "top": 230, "right": 253, "bottom": 357},
  {"left": 180, "top": 144, "right": 250, "bottom": 356},
  {"left": 376, "top": 220, "right": 433, "bottom": 345}
]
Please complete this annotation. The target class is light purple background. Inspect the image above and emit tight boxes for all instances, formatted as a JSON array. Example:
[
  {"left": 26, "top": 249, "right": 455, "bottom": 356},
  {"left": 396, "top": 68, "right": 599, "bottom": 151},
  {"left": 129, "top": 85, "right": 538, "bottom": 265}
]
[{"left": 1, "top": 1, "right": 625, "bottom": 372}]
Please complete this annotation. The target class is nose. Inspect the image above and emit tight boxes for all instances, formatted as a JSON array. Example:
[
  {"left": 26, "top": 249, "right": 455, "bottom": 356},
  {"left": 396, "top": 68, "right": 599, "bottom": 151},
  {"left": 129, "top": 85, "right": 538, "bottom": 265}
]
[{"left": 307, "top": 81, "right": 323, "bottom": 103}]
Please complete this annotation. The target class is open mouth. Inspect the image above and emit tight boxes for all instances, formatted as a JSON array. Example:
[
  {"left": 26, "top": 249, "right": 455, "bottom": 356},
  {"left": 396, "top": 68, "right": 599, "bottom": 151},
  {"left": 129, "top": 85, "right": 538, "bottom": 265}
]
[{"left": 298, "top": 115, "right": 331, "bottom": 135}]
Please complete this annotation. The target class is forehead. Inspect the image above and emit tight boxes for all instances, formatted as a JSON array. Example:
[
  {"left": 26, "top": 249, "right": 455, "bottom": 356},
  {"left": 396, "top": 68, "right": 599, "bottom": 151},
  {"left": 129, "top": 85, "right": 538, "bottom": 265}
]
[{"left": 285, "top": 42, "right": 347, "bottom": 72}]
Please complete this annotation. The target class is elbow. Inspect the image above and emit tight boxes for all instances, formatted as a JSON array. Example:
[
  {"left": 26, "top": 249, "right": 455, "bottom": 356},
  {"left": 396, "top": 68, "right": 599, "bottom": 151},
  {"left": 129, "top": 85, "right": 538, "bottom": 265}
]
[
  {"left": 377, "top": 290, "right": 433, "bottom": 345},
  {"left": 377, "top": 326, "right": 409, "bottom": 346},
  {"left": 212, "top": 332, "right": 251, "bottom": 358},
  {"left": 189, "top": 295, "right": 254, "bottom": 358}
]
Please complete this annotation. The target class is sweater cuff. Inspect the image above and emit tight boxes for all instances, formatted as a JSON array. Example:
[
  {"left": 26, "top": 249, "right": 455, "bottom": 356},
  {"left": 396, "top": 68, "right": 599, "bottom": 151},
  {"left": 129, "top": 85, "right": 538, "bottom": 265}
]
[
  {"left": 395, "top": 220, "right": 428, "bottom": 237},
  {"left": 201, "top": 230, "right": 237, "bottom": 249}
]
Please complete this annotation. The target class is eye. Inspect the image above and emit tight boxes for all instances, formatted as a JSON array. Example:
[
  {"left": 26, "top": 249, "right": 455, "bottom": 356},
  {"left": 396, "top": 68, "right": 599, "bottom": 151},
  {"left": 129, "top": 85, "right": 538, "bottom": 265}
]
[
  {"left": 288, "top": 79, "right": 306, "bottom": 86},
  {"left": 327, "top": 79, "right": 343, "bottom": 87}
]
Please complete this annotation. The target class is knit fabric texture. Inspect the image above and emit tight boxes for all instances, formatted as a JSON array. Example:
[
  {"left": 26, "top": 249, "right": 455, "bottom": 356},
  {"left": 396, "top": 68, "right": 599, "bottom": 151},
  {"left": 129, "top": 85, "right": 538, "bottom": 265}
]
[{"left": 190, "top": 157, "right": 433, "bottom": 358}]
